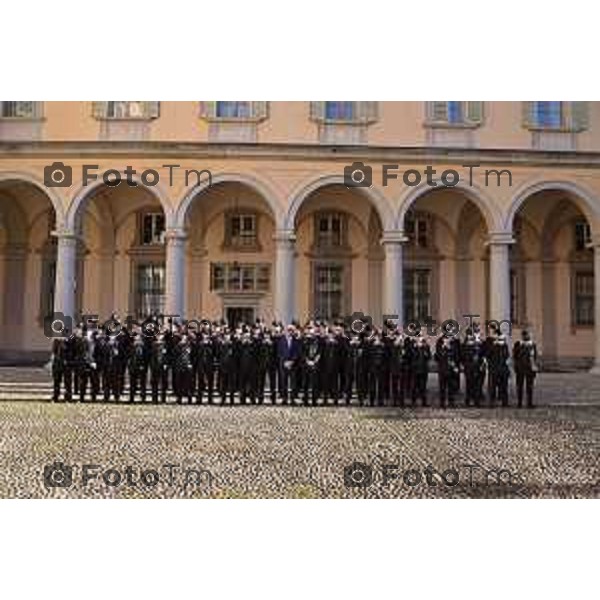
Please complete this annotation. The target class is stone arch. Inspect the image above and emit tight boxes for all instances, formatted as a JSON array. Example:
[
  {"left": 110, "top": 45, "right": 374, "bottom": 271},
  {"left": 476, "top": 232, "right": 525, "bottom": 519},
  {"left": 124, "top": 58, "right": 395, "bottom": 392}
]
[
  {"left": 285, "top": 174, "right": 395, "bottom": 231},
  {"left": 65, "top": 175, "right": 173, "bottom": 232},
  {"left": 396, "top": 181, "right": 503, "bottom": 233},
  {"left": 0, "top": 170, "right": 64, "bottom": 225},
  {"left": 506, "top": 179, "right": 600, "bottom": 234},
  {"left": 176, "top": 172, "right": 283, "bottom": 229}
]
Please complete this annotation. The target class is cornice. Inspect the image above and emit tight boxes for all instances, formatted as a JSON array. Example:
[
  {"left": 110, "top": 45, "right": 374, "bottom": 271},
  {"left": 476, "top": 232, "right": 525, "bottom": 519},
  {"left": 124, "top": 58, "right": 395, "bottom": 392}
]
[{"left": 1, "top": 141, "right": 600, "bottom": 168}]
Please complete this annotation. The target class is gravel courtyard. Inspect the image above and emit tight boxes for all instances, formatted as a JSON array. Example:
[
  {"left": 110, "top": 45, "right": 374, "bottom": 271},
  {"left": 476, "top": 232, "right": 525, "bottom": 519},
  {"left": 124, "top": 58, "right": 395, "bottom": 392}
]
[{"left": 0, "top": 370, "right": 598, "bottom": 498}]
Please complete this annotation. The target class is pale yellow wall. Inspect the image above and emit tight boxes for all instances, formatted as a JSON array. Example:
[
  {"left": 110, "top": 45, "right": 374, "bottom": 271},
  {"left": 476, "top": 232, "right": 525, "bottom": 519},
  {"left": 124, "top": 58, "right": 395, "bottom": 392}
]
[{"left": 27, "top": 102, "right": 600, "bottom": 150}]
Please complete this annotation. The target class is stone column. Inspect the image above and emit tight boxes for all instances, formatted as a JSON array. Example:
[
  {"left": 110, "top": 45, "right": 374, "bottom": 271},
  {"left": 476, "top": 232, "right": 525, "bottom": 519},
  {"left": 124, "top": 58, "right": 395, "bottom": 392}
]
[
  {"left": 53, "top": 230, "right": 78, "bottom": 322},
  {"left": 381, "top": 231, "right": 408, "bottom": 328},
  {"left": 590, "top": 239, "right": 600, "bottom": 373},
  {"left": 487, "top": 231, "right": 514, "bottom": 332},
  {"left": 165, "top": 228, "right": 187, "bottom": 319},
  {"left": 274, "top": 229, "right": 296, "bottom": 324}
]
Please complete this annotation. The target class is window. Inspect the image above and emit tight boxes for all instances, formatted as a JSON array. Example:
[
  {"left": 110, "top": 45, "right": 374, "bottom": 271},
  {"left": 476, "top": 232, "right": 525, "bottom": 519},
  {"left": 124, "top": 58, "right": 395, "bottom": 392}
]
[
  {"left": 141, "top": 213, "right": 166, "bottom": 245},
  {"left": 93, "top": 101, "right": 159, "bottom": 120},
  {"left": 108, "top": 101, "right": 146, "bottom": 119},
  {"left": 532, "top": 102, "right": 562, "bottom": 128},
  {"left": 225, "top": 213, "right": 258, "bottom": 248},
  {"left": 315, "top": 213, "right": 346, "bottom": 248},
  {"left": 215, "top": 101, "right": 252, "bottom": 119},
  {"left": 0, "top": 101, "right": 39, "bottom": 118},
  {"left": 426, "top": 101, "right": 483, "bottom": 126},
  {"left": 136, "top": 264, "right": 166, "bottom": 316},
  {"left": 210, "top": 263, "right": 270, "bottom": 293},
  {"left": 405, "top": 212, "right": 430, "bottom": 248},
  {"left": 314, "top": 264, "right": 344, "bottom": 320},
  {"left": 404, "top": 269, "right": 432, "bottom": 322},
  {"left": 324, "top": 101, "right": 355, "bottom": 121},
  {"left": 574, "top": 220, "right": 592, "bottom": 252},
  {"left": 573, "top": 271, "right": 594, "bottom": 326}
]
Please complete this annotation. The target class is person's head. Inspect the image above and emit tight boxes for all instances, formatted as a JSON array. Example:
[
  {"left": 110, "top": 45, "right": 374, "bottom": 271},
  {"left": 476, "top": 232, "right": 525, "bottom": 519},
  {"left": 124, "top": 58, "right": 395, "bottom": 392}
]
[{"left": 522, "top": 329, "right": 531, "bottom": 341}]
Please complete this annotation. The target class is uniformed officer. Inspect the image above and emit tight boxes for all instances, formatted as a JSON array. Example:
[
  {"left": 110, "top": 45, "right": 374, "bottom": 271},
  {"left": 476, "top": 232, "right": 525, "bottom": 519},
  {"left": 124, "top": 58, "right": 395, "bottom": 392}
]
[
  {"left": 195, "top": 331, "right": 215, "bottom": 404},
  {"left": 513, "top": 329, "right": 538, "bottom": 408},
  {"left": 50, "top": 335, "right": 71, "bottom": 402},
  {"left": 128, "top": 334, "right": 148, "bottom": 402},
  {"left": 389, "top": 331, "right": 407, "bottom": 407},
  {"left": 366, "top": 332, "right": 388, "bottom": 406},
  {"left": 173, "top": 334, "right": 194, "bottom": 404},
  {"left": 79, "top": 329, "right": 99, "bottom": 402},
  {"left": 217, "top": 330, "right": 237, "bottom": 404},
  {"left": 461, "top": 329, "right": 486, "bottom": 407},
  {"left": 412, "top": 335, "right": 431, "bottom": 407},
  {"left": 435, "top": 335, "right": 460, "bottom": 408},
  {"left": 344, "top": 334, "right": 366, "bottom": 405},
  {"left": 488, "top": 333, "right": 510, "bottom": 407},
  {"left": 149, "top": 333, "right": 169, "bottom": 403},
  {"left": 301, "top": 328, "right": 321, "bottom": 405},
  {"left": 238, "top": 331, "right": 256, "bottom": 404}
]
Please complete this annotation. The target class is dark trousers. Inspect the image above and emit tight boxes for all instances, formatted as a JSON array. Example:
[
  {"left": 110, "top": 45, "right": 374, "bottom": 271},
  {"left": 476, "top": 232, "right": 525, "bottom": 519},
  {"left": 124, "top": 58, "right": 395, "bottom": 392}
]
[
  {"left": 303, "top": 367, "right": 319, "bottom": 404},
  {"left": 390, "top": 371, "right": 404, "bottom": 406},
  {"left": 150, "top": 367, "right": 168, "bottom": 403},
  {"left": 197, "top": 367, "right": 214, "bottom": 403},
  {"left": 129, "top": 367, "right": 148, "bottom": 401},
  {"left": 79, "top": 366, "right": 99, "bottom": 402},
  {"left": 52, "top": 366, "right": 72, "bottom": 401},
  {"left": 516, "top": 371, "right": 535, "bottom": 407},
  {"left": 175, "top": 368, "right": 194, "bottom": 403},
  {"left": 412, "top": 372, "right": 428, "bottom": 406},
  {"left": 278, "top": 364, "right": 297, "bottom": 401},
  {"left": 368, "top": 371, "right": 387, "bottom": 406}
]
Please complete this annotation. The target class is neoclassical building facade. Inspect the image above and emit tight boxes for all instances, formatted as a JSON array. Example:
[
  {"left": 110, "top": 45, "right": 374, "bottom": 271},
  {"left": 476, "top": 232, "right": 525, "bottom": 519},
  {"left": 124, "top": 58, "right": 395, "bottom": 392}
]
[{"left": 0, "top": 100, "right": 599, "bottom": 370}]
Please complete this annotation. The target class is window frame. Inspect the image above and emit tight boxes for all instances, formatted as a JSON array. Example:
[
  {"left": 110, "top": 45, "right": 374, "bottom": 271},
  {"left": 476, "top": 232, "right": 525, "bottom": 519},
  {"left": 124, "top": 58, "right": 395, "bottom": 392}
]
[
  {"left": 140, "top": 212, "right": 166, "bottom": 246},
  {"left": 135, "top": 262, "right": 166, "bottom": 317},
  {"left": 210, "top": 262, "right": 271, "bottom": 294},
  {"left": 571, "top": 269, "right": 595, "bottom": 328},
  {"left": 0, "top": 101, "right": 43, "bottom": 120}
]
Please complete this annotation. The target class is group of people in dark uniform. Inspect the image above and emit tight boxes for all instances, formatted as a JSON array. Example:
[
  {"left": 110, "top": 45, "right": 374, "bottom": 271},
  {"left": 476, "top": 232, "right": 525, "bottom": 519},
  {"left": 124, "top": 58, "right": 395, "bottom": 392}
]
[{"left": 49, "top": 315, "right": 539, "bottom": 408}]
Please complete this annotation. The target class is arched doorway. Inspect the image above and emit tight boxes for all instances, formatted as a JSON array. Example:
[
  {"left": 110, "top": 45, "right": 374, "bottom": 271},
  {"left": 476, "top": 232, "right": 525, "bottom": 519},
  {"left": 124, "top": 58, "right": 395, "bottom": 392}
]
[
  {"left": 181, "top": 181, "right": 278, "bottom": 324},
  {"left": 0, "top": 178, "right": 59, "bottom": 360}
]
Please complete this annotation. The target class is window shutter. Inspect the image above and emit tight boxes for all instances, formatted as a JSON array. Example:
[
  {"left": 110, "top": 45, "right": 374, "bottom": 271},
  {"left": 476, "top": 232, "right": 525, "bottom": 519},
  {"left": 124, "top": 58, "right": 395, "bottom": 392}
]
[
  {"left": 570, "top": 101, "right": 589, "bottom": 132},
  {"left": 92, "top": 101, "right": 108, "bottom": 119},
  {"left": 310, "top": 101, "right": 326, "bottom": 121},
  {"left": 251, "top": 101, "right": 268, "bottom": 120},
  {"left": 522, "top": 101, "right": 534, "bottom": 128},
  {"left": 201, "top": 101, "right": 217, "bottom": 119},
  {"left": 357, "top": 101, "right": 378, "bottom": 123},
  {"left": 430, "top": 101, "right": 449, "bottom": 122},
  {"left": 466, "top": 101, "right": 483, "bottom": 124},
  {"left": 144, "top": 101, "right": 160, "bottom": 119}
]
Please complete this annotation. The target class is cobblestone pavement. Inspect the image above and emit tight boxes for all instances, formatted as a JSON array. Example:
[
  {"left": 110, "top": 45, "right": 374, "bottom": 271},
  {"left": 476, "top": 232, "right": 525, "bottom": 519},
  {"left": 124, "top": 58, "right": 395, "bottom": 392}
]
[{"left": 0, "top": 369, "right": 597, "bottom": 498}]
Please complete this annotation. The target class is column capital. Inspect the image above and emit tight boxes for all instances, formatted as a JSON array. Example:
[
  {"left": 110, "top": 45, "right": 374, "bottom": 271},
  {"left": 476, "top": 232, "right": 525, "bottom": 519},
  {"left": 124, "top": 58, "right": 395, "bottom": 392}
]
[
  {"left": 273, "top": 229, "right": 296, "bottom": 244},
  {"left": 51, "top": 228, "right": 80, "bottom": 243},
  {"left": 165, "top": 227, "right": 187, "bottom": 243},
  {"left": 381, "top": 230, "right": 409, "bottom": 245},
  {"left": 486, "top": 231, "right": 515, "bottom": 246}
]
